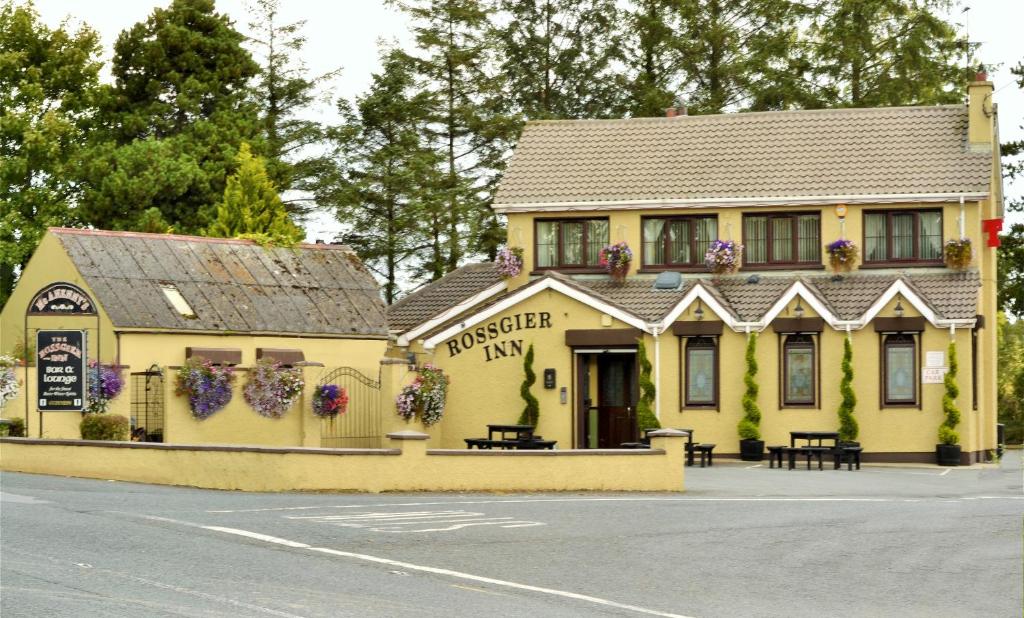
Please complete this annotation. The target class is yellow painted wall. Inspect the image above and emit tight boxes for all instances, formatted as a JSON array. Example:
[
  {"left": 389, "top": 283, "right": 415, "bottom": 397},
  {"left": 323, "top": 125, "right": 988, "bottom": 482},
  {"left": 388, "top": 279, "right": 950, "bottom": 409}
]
[{"left": 0, "top": 432, "right": 688, "bottom": 492}]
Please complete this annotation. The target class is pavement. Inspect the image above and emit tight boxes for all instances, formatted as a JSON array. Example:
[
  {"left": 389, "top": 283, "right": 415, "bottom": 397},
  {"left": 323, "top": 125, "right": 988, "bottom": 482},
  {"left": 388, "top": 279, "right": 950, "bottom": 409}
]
[{"left": 1, "top": 452, "right": 1021, "bottom": 617}]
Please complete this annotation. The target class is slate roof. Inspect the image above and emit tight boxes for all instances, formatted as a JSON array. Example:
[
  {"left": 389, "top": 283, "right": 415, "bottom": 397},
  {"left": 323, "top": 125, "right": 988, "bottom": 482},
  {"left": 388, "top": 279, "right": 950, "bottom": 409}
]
[
  {"left": 51, "top": 228, "right": 388, "bottom": 337},
  {"left": 386, "top": 263, "right": 502, "bottom": 331},
  {"left": 494, "top": 105, "right": 991, "bottom": 206}
]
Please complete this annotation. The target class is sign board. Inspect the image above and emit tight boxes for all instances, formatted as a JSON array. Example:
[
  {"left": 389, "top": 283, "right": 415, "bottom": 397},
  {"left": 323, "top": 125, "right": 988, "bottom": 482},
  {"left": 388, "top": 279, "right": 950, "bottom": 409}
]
[
  {"left": 922, "top": 366, "right": 948, "bottom": 384},
  {"left": 29, "top": 283, "right": 96, "bottom": 315},
  {"left": 36, "top": 330, "right": 87, "bottom": 411},
  {"left": 925, "top": 351, "right": 945, "bottom": 368}
]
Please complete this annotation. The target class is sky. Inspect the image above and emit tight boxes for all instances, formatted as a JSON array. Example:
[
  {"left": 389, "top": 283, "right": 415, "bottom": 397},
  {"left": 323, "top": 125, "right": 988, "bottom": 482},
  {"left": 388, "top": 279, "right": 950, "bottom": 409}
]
[{"left": 33, "top": 0, "right": 1024, "bottom": 239}]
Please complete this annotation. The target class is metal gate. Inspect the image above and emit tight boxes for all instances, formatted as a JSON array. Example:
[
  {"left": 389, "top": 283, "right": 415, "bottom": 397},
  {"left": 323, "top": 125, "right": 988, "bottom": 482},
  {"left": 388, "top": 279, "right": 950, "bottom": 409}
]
[
  {"left": 130, "top": 366, "right": 164, "bottom": 442},
  {"left": 319, "top": 367, "right": 382, "bottom": 448}
]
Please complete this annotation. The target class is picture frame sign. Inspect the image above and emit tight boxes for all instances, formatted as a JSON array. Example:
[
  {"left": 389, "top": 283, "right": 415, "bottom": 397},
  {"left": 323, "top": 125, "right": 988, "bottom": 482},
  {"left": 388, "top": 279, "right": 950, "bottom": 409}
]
[{"left": 36, "top": 330, "right": 86, "bottom": 412}]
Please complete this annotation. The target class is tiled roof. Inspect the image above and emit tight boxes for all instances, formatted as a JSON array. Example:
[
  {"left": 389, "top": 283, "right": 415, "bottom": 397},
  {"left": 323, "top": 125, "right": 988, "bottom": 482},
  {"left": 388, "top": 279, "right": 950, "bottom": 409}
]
[
  {"left": 575, "top": 278, "right": 693, "bottom": 322},
  {"left": 51, "top": 228, "right": 388, "bottom": 337},
  {"left": 494, "top": 105, "right": 991, "bottom": 206},
  {"left": 386, "top": 263, "right": 502, "bottom": 331}
]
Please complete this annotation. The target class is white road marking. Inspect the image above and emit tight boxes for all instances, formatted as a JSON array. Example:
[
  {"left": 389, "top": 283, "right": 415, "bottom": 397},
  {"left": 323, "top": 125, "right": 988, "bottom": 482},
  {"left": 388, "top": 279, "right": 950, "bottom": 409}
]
[
  {"left": 940, "top": 468, "right": 952, "bottom": 476},
  {"left": 284, "top": 509, "right": 546, "bottom": 533},
  {"left": 0, "top": 492, "right": 52, "bottom": 504},
  {"left": 745, "top": 464, "right": 763, "bottom": 469},
  {"left": 145, "top": 516, "right": 692, "bottom": 618}
]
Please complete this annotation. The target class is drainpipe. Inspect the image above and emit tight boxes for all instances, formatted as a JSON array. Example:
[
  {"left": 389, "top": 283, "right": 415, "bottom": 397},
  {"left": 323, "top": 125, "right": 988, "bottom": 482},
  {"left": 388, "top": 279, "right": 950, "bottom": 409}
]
[
  {"left": 959, "top": 196, "right": 965, "bottom": 238},
  {"left": 651, "top": 325, "right": 661, "bottom": 420}
]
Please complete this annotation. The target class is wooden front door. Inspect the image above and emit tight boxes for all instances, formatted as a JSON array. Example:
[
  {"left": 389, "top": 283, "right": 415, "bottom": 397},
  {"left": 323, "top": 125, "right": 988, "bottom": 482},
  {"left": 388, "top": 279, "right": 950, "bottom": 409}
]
[{"left": 596, "top": 354, "right": 637, "bottom": 447}]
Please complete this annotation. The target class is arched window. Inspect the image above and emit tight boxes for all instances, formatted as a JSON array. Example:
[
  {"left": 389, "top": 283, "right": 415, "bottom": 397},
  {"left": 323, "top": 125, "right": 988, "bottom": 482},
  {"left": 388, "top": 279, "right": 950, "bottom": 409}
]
[
  {"left": 685, "top": 337, "right": 717, "bottom": 407},
  {"left": 783, "top": 334, "right": 816, "bottom": 406},
  {"left": 883, "top": 334, "right": 917, "bottom": 405}
]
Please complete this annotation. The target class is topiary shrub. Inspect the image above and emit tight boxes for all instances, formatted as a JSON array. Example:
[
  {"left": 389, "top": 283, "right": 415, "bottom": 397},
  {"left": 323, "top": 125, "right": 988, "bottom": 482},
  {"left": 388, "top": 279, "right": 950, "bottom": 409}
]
[
  {"left": 80, "top": 414, "right": 130, "bottom": 441},
  {"left": 837, "top": 336, "right": 859, "bottom": 442},
  {"left": 1, "top": 417, "right": 25, "bottom": 437},
  {"left": 738, "top": 332, "right": 762, "bottom": 441},
  {"left": 939, "top": 341, "right": 961, "bottom": 445},
  {"left": 517, "top": 343, "right": 540, "bottom": 426},
  {"left": 636, "top": 338, "right": 660, "bottom": 431}
]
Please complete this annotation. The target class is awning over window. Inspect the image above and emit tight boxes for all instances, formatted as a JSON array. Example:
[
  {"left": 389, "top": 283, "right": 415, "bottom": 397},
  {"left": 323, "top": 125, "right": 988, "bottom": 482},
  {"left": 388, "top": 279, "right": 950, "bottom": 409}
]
[
  {"left": 565, "top": 329, "right": 643, "bottom": 347},
  {"left": 186, "top": 347, "right": 242, "bottom": 365},
  {"left": 256, "top": 348, "right": 305, "bottom": 367},
  {"left": 771, "top": 317, "right": 825, "bottom": 334},
  {"left": 672, "top": 321, "right": 724, "bottom": 336},
  {"left": 873, "top": 317, "right": 926, "bottom": 333}
]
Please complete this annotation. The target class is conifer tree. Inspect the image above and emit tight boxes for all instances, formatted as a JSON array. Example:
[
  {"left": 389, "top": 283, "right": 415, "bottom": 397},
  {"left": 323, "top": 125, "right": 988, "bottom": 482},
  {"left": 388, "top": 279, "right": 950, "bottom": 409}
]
[
  {"left": 206, "top": 143, "right": 303, "bottom": 245},
  {"left": 807, "top": 0, "right": 963, "bottom": 108},
  {"left": 518, "top": 343, "right": 540, "bottom": 426},
  {"left": 738, "top": 332, "right": 762, "bottom": 440},
  {"left": 0, "top": 2, "right": 101, "bottom": 305},
  {"left": 636, "top": 339, "right": 660, "bottom": 431},
  {"left": 321, "top": 49, "right": 443, "bottom": 304},
  {"left": 837, "top": 335, "right": 858, "bottom": 442},
  {"left": 494, "top": 0, "right": 624, "bottom": 119},
  {"left": 938, "top": 341, "right": 961, "bottom": 445},
  {"left": 620, "top": 0, "right": 686, "bottom": 117}
]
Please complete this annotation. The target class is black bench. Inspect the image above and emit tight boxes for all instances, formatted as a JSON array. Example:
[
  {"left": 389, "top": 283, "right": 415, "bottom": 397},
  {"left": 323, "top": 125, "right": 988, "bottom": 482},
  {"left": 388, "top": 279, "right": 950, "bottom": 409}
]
[
  {"left": 692, "top": 443, "right": 715, "bottom": 468},
  {"left": 833, "top": 446, "right": 863, "bottom": 470},
  {"left": 788, "top": 446, "right": 831, "bottom": 470},
  {"left": 465, "top": 438, "right": 517, "bottom": 449},
  {"left": 767, "top": 445, "right": 787, "bottom": 468}
]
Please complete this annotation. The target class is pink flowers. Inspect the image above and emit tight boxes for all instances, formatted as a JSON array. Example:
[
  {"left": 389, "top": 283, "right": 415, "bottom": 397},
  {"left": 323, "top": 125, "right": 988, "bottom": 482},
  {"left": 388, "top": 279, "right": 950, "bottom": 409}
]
[
  {"left": 599, "top": 242, "right": 633, "bottom": 271},
  {"left": 496, "top": 247, "right": 524, "bottom": 278},
  {"left": 704, "top": 240, "right": 743, "bottom": 275},
  {"left": 395, "top": 364, "right": 449, "bottom": 426},
  {"left": 175, "top": 358, "right": 236, "bottom": 420},
  {"left": 243, "top": 359, "right": 304, "bottom": 418},
  {"left": 312, "top": 384, "right": 349, "bottom": 418}
]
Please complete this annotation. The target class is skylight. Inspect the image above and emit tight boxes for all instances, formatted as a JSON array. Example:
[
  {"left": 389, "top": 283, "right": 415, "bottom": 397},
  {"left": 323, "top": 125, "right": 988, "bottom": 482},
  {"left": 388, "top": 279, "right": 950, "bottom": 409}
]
[{"left": 160, "top": 284, "right": 197, "bottom": 319}]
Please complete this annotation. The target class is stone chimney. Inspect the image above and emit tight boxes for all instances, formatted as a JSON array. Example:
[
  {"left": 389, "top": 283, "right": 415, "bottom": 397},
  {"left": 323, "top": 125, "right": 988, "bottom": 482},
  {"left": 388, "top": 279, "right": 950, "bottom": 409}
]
[{"left": 967, "top": 73, "right": 994, "bottom": 151}]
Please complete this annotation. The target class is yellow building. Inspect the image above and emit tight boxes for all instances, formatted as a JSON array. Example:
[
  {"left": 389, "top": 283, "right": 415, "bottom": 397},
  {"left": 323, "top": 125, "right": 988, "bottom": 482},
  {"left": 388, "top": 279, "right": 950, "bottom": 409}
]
[
  {"left": 389, "top": 79, "right": 1004, "bottom": 464},
  {"left": 1, "top": 228, "right": 389, "bottom": 443}
]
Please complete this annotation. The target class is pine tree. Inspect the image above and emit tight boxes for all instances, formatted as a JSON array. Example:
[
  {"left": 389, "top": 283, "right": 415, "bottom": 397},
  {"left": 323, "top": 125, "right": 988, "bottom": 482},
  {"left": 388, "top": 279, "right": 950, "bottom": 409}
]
[
  {"left": 620, "top": 0, "right": 686, "bottom": 117},
  {"left": 518, "top": 343, "right": 540, "bottom": 426},
  {"left": 79, "top": 0, "right": 260, "bottom": 233},
  {"left": 807, "top": 0, "right": 963, "bottom": 108},
  {"left": 0, "top": 2, "right": 101, "bottom": 305},
  {"left": 675, "top": 0, "right": 811, "bottom": 114},
  {"left": 321, "top": 48, "right": 443, "bottom": 304},
  {"left": 245, "top": 0, "right": 338, "bottom": 217},
  {"left": 837, "top": 335, "right": 859, "bottom": 442},
  {"left": 738, "top": 332, "right": 761, "bottom": 440},
  {"left": 206, "top": 143, "right": 303, "bottom": 245},
  {"left": 636, "top": 339, "right": 660, "bottom": 431},
  {"left": 394, "top": 0, "right": 518, "bottom": 273},
  {"left": 938, "top": 341, "right": 961, "bottom": 445},
  {"left": 494, "top": 0, "right": 624, "bottom": 119}
]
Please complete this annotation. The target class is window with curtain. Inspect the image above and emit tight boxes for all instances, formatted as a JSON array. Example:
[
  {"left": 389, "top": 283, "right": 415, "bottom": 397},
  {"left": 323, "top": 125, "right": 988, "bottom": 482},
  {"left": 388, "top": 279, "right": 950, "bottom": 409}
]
[
  {"left": 783, "top": 334, "right": 816, "bottom": 405},
  {"left": 743, "top": 213, "right": 820, "bottom": 266},
  {"left": 883, "top": 334, "right": 917, "bottom": 405},
  {"left": 642, "top": 216, "right": 717, "bottom": 268},
  {"left": 534, "top": 219, "right": 609, "bottom": 269},
  {"left": 863, "top": 210, "right": 944, "bottom": 264},
  {"left": 685, "top": 337, "right": 717, "bottom": 407}
]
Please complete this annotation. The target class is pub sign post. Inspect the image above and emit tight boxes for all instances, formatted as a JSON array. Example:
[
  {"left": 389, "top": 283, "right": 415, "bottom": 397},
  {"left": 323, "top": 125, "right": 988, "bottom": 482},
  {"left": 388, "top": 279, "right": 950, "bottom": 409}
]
[{"left": 36, "top": 330, "right": 87, "bottom": 412}]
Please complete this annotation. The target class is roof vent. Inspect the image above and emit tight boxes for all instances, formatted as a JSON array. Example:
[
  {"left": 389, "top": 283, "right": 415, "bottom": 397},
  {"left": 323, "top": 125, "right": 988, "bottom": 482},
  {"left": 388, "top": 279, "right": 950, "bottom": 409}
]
[
  {"left": 746, "top": 274, "right": 761, "bottom": 284},
  {"left": 654, "top": 271, "right": 683, "bottom": 290}
]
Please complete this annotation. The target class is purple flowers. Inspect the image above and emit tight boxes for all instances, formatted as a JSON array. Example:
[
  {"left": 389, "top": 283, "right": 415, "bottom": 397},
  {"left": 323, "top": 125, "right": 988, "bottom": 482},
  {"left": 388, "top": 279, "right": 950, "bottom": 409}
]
[
  {"left": 599, "top": 242, "right": 633, "bottom": 271},
  {"left": 175, "top": 357, "right": 236, "bottom": 420},
  {"left": 86, "top": 361, "right": 124, "bottom": 414},
  {"left": 312, "top": 384, "right": 349, "bottom": 418},
  {"left": 704, "top": 240, "right": 743, "bottom": 275},
  {"left": 244, "top": 359, "right": 304, "bottom": 419},
  {"left": 395, "top": 364, "right": 449, "bottom": 426},
  {"left": 826, "top": 239, "right": 858, "bottom": 272},
  {"left": 496, "top": 247, "right": 524, "bottom": 278}
]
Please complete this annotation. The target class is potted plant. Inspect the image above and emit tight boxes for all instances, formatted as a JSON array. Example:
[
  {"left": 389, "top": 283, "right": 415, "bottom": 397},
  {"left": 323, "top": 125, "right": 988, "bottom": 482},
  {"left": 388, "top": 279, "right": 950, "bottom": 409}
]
[
  {"left": 705, "top": 240, "right": 743, "bottom": 277},
  {"left": 599, "top": 242, "right": 632, "bottom": 282},
  {"left": 937, "top": 341, "right": 962, "bottom": 466},
  {"left": 836, "top": 336, "right": 859, "bottom": 446},
  {"left": 496, "top": 246, "right": 524, "bottom": 279},
  {"left": 944, "top": 238, "right": 972, "bottom": 270},
  {"left": 738, "top": 332, "right": 764, "bottom": 461},
  {"left": 826, "top": 239, "right": 858, "bottom": 273},
  {"left": 518, "top": 343, "right": 540, "bottom": 426}
]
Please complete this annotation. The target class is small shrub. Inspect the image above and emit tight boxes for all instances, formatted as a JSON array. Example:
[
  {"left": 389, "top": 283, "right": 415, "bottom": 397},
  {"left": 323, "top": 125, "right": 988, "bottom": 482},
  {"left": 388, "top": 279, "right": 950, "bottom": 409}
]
[
  {"left": 636, "top": 339, "right": 660, "bottom": 431},
  {"left": 518, "top": 344, "right": 540, "bottom": 426},
  {"left": 939, "top": 341, "right": 961, "bottom": 445},
  {"left": 737, "top": 332, "right": 762, "bottom": 441},
  {"left": 80, "top": 414, "right": 130, "bottom": 441},
  {"left": 1, "top": 417, "right": 25, "bottom": 437}
]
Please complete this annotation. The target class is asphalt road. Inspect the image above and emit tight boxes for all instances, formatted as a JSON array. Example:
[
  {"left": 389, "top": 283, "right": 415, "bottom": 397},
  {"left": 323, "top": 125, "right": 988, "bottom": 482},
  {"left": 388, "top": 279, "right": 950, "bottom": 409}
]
[{"left": 1, "top": 453, "right": 1021, "bottom": 617}]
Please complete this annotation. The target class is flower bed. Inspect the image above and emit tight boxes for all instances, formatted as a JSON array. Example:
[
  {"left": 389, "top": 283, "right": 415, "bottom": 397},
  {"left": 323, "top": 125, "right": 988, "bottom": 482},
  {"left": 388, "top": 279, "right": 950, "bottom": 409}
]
[
  {"left": 826, "top": 239, "right": 858, "bottom": 272},
  {"left": 244, "top": 359, "right": 304, "bottom": 418},
  {"left": 312, "top": 384, "right": 349, "bottom": 418},
  {"left": 705, "top": 240, "right": 743, "bottom": 275},
  {"left": 86, "top": 361, "right": 124, "bottom": 414},
  {"left": 175, "top": 357, "right": 236, "bottom": 420},
  {"left": 396, "top": 364, "right": 449, "bottom": 426},
  {"left": 496, "top": 246, "right": 524, "bottom": 278}
]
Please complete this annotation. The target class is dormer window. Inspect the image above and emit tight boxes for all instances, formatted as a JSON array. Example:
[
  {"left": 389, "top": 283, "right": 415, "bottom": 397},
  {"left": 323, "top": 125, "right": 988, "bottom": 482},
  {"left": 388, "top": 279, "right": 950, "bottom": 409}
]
[
  {"left": 535, "top": 218, "right": 609, "bottom": 269},
  {"left": 863, "top": 210, "right": 942, "bottom": 265}
]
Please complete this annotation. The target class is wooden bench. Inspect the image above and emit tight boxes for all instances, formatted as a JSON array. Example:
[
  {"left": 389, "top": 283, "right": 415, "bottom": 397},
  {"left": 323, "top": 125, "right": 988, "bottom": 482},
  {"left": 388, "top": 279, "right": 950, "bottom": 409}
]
[
  {"left": 788, "top": 446, "right": 831, "bottom": 470},
  {"left": 833, "top": 446, "right": 863, "bottom": 470},
  {"left": 767, "top": 445, "right": 787, "bottom": 468},
  {"left": 693, "top": 443, "right": 715, "bottom": 468}
]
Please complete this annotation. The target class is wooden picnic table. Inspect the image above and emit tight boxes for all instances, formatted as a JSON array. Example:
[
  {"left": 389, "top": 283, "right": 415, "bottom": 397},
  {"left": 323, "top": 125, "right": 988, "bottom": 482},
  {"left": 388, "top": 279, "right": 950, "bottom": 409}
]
[
  {"left": 789, "top": 431, "right": 839, "bottom": 448},
  {"left": 487, "top": 424, "right": 536, "bottom": 441},
  {"left": 464, "top": 425, "right": 556, "bottom": 450}
]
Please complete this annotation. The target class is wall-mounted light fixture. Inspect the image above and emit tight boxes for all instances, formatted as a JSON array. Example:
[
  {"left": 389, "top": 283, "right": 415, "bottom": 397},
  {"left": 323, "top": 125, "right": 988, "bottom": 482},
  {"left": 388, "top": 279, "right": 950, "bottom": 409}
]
[
  {"left": 694, "top": 300, "right": 704, "bottom": 321},
  {"left": 794, "top": 298, "right": 805, "bottom": 319},
  {"left": 894, "top": 296, "right": 905, "bottom": 318}
]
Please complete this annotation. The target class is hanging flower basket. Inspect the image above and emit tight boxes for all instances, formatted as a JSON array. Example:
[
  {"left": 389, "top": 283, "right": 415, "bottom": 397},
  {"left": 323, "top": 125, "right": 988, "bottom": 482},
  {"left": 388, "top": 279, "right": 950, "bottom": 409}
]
[
  {"left": 599, "top": 242, "right": 632, "bottom": 282},
  {"left": 244, "top": 358, "right": 304, "bottom": 418},
  {"left": 0, "top": 355, "right": 19, "bottom": 409},
  {"left": 704, "top": 240, "right": 743, "bottom": 275},
  {"left": 312, "top": 384, "right": 349, "bottom": 418},
  {"left": 944, "top": 238, "right": 972, "bottom": 270},
  {"left": 395, "top": 364, "right": 449, "bottom": 426},
  {"left": 496, "top": 246, "right": 524, "bottom": 279},
  {"left": 175, "top": 357, "right": 236, "bottom": 420},
  {"left": 85, "top": 361, "right": 125, "bottom": 414},
  {"left": 826, "top": 239, "right": 858, "bottom": 272}
]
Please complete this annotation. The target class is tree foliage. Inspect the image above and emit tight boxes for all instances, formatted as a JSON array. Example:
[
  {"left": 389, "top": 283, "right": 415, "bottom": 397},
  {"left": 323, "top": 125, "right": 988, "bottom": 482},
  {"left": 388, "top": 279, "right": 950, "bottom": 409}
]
[
  {"left": 79, "top": 0, "right": 259, "bottom": 233},
  {"left": 997, "top": 314, "right": 1024, "bottom": 444},
  {"left": 518, "top": 343, "right": 540, "bottom": 426},
  {"left": 938, "top": 341, "right": 961, "bottom": 445},
  {"left": 738, "top": 332, "right": 762, "bottom": 440},
  {"left": 837, "top": 335, "right": 859, "bottom": 442},
  {"left": 620, "top": 0, "right": 685, "bottom": 117},
  {"left": 0, "top": 1, "right": 101, "bottom": 305},
  {"left": 205, "top": 142, "right": 303, "bottom": 244},
  {"left": 636, "top": 338, "right": 660, "bottom": 431},
  {"left": 320, "top": 49, "right": 443, "bottom": 303}
]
